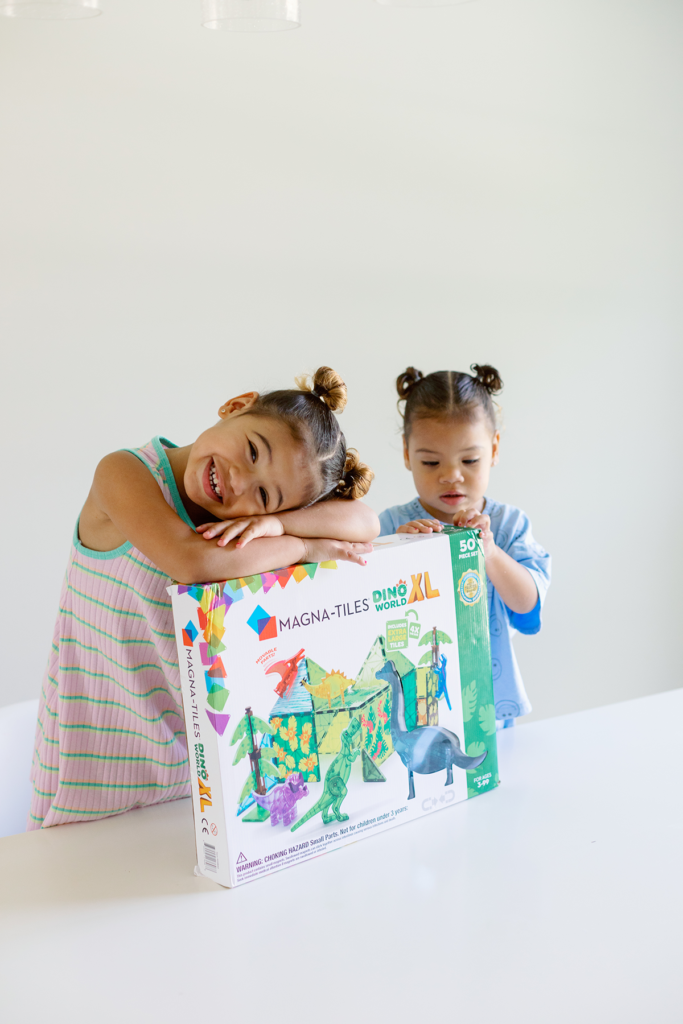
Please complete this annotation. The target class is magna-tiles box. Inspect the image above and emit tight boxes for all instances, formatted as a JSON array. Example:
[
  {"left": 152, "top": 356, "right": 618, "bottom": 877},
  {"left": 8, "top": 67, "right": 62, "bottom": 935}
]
[{"left": 169, "top": 528, "right": 499, "bottom": 888}]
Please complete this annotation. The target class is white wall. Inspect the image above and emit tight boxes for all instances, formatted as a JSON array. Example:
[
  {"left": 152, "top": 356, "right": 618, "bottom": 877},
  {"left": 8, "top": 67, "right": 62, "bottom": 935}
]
[{"left": 1, "top": 0, "right": 681, "bottom": 721}]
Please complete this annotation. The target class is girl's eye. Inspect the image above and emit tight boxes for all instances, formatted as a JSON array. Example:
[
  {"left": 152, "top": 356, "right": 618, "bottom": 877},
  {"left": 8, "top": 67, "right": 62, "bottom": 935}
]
[
  {"left": 249, "top": 441, "right": 257, "bottom": 463},
  {"left": 421, "top": 461, "right": 439, "bottom": 467},
  {"left": 259, "top": 487, "right": 268, "bottom": 509},
  {"left": 463, "top": 459, "right": 480, "bottom": 465}
]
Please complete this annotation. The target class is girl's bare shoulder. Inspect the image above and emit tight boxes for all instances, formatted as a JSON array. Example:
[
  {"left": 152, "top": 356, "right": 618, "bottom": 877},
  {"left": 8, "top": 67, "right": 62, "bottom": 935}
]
[{"left": 78, "top": 451, "right": 171, "bottom": 553}]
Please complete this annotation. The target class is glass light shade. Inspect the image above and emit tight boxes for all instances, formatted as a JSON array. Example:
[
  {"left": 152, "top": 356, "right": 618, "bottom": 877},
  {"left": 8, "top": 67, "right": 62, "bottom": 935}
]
[
  {"left": 376, "top": 0, "right": 473, "bottom": 6},
  {"left": 0, "top": 0, "right": 101, "bottom": 16},
  {"left": 201, "top": 0, "right": 300, "bottom": 31}
]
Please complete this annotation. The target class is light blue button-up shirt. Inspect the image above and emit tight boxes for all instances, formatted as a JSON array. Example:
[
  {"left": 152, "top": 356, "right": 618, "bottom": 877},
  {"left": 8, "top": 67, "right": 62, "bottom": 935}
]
[{"left": 378, "top": 497, "right": 551, "bottom": 724}]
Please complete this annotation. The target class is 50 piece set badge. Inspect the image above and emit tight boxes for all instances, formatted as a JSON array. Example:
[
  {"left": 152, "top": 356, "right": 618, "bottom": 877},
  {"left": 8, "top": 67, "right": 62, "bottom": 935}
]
[{"left": 169, "top": 527, "right": 499, "bottom": 887}]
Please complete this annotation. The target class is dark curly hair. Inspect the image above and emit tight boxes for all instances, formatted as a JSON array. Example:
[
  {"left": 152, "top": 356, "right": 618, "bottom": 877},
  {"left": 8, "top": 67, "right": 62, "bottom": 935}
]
[
  {"left": 248, "top": 366, "right": 373, "bottom": 505},
  {"left": 396, "top": 364, "right": 503, "bottom": 440}
]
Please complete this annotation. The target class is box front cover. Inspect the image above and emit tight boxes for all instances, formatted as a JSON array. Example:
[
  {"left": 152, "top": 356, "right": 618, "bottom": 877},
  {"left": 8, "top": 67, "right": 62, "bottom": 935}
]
[{"left": 170, "top": 530, "right": 498, "bottom": 887}]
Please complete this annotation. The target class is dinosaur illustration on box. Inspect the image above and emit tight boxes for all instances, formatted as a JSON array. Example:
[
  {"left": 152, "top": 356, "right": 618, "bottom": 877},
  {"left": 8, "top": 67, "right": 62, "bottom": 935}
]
[
  {"left": 267, "top": 649, "right": 305, "bottom": 699},
  {"left": 435, "top": 655, "right": 451, "bottom": 710},
  {"left": 377, "top": 661, "right": 487, "bottom": 800},
  {"left": 303, "top": 670, "right": 355, "bottom": 709},
  {"left": 252, "top": 771, "right": 309, "bottom": 827},
  {"left": 290, "top": 718, "right": 361, "bottom": 831},
  {"left": 419, "top": 627, "right": 452, "bottom": 710}
]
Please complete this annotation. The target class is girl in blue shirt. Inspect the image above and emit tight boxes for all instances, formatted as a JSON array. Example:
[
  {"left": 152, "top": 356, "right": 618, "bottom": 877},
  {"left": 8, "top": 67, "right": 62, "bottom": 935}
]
[{"left": 379, "top": 365, "right": 551, "bottom": 727}]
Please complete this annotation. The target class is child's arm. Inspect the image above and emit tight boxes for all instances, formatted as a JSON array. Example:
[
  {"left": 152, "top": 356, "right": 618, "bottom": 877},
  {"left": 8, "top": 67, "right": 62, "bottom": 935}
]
[
  {"left": 454, "top": 509, "right": 538, "bottom": 615},
  {"left": 83, "top": 452, "right": 372, "bottom": 584},
  {"left": 197, "top": 501, "right": 380, "bottom": 548}
]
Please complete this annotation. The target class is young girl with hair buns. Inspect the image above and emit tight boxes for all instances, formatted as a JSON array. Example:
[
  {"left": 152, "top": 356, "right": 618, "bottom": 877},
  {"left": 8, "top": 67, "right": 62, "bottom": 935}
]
[
  {"left": 30, "top": 367, "right": 378, "bottom": 830},
  {"left": 379, "top": 365, "right": 550, "bottom": 728}
]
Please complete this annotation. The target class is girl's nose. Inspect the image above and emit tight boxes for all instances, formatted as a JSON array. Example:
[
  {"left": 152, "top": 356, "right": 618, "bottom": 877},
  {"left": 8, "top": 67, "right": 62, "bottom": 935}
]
[
  {"left": 439, "top": 465, "right": 464, "bottom": 484},
  {"left": 229, "top": 466, "right": 245, "bottom": 496}
]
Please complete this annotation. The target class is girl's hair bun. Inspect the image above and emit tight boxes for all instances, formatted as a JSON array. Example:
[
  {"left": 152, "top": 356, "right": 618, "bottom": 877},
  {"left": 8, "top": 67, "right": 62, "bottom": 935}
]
[
  {"left": 471, "top": 364, "right": 503, "bottom": 395},
  {"left": 335, "top": 448, "right": 374, "bottom": 500},
  {"left": 396, "top": 367, "right": 424, "bottom": 401},
  {"left": 295, "top": 366, "right": 348, "bottom": 413}
]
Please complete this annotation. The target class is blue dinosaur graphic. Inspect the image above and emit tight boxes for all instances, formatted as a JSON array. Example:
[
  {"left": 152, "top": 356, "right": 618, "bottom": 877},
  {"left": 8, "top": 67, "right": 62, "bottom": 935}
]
[{"left": 377, "top": 661, "right": 487, "bottom": 801}]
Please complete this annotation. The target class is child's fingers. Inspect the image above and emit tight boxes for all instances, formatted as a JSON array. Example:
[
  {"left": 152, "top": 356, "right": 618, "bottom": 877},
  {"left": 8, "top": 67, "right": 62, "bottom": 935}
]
[
  {"left": 403, "top": 520, "right": 441, "bottom": 533},
  {"left": 200, "top": 520, "right": 239, "bottom": 539},
  {"left": 233, "top": 524, "right": 266, "bottom": 548},
  {"left": 218, "top": 525, "right": 253, "bottom": 547},
  {"left": 215, "top": 521, "right": 250, "bottom": 545},
  {"left": 197, "top": 521, "right": 231, "bottom": 538},
  {"left": 345, "top": 543, "right": 371, "bottom": 565},
  {"left": 339, "top": 542, "right": 372, "bottom": 565},
  {"left": 455, "top": 510, "right": 480, "bottom": 528}
]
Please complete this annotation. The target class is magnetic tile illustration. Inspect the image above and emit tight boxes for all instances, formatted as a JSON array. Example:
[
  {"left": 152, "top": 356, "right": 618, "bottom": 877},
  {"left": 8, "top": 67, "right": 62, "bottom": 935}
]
[
  {"left": 247, "top": 605, "right": 277, "bottom": 640},
  {"left": 206, "top": 710, "right": 230, "bottom": 736},
  {"left": 182, "top": 621, "right": 198, "bottom": 647},
  {"left": 207, "top": 686, "right": 230, "bottom": 712}
]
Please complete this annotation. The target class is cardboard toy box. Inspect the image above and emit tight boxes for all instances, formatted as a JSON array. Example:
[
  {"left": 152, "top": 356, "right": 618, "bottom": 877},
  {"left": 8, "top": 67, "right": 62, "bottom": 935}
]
[{"left": 169, "top": 527, "right": 499, "bottom": 888}]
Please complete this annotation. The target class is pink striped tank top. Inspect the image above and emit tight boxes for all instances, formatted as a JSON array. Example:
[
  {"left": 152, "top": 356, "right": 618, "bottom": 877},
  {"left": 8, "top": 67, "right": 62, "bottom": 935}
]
[{"left": 29, "top": 437, "right": 192, "bottom": 830}]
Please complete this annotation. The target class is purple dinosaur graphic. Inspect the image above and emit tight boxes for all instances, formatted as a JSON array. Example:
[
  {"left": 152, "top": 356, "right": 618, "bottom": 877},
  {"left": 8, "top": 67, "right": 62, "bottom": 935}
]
[{"left": 252, "top": 772, "right": 309, "bottom": 827}]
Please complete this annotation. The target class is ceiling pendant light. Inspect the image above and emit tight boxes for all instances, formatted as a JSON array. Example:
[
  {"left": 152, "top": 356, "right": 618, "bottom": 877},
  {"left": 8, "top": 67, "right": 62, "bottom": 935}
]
[
  {"left": 200, "top": 0, "right": 300, "bottom": 31},
  {"left": 0, "top": 0, "right": 101, "bottom": 16}
]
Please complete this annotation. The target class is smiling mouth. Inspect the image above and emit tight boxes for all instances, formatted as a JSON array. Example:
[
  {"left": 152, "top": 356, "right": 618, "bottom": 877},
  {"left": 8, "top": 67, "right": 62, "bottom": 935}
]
[{"left": 209, "top": 461, "right": 222, "bottom": 500}]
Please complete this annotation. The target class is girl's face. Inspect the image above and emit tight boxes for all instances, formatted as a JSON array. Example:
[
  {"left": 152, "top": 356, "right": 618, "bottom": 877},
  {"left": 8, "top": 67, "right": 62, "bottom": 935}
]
[
  {"left": 403, "top": 411, "right": 500, "bottom": 522},
  {"left": 185, "top": 393, "right": 315, "bottom": 519}
]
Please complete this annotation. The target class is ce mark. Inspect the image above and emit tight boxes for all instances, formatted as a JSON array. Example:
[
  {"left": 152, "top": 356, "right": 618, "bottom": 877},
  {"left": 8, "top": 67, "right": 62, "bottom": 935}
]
[{"left": 421, "top": 791, "right": 455, "bottom": 812}]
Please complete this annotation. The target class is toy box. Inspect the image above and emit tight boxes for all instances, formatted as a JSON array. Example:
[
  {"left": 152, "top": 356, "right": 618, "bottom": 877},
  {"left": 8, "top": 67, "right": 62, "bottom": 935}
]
[{"left": 169, "top": 528, "right": 499, "bottom": 887}]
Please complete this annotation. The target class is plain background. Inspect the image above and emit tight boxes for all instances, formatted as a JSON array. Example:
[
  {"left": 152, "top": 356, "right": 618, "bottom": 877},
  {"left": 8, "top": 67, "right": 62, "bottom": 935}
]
[{"left": 0, "top": 0, "right": 681, "bottom": 722}]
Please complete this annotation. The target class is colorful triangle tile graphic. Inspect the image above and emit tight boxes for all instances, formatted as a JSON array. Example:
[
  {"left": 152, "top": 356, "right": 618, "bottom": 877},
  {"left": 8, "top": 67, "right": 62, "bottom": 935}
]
[
  {"left": 207, "top": 658, "right": 226, "bottom": 679},
  {"left": 261, "top": 572, "right": 279, "bottom": 594},
  {"left": 207, "top": 686, "right": 229, "bottom": 712},
  {"left": 276, "top": 567, "right": 294, "bottom": 588},
  {"left": 206, "top": 710, "right": 230, "bottom": 736},
  {"left": 245, "top": 575, "right": 263, "bottom": 595},
  {"left": 207, "top": 638, "right": 227, "bottom": 659}
]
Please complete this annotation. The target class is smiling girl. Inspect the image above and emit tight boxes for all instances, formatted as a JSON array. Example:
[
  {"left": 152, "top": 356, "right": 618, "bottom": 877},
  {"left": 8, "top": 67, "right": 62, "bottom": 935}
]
[
  {"left": 379, "top": 365, "right": 550, "bottom": 728},
  {"left": 30, "top": 367, "right": 378, "bottom": 830}
]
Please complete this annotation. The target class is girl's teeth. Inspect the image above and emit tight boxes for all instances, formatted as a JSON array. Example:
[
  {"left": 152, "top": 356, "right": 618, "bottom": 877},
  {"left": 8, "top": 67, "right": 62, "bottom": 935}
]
[{"left": 210, "top": 466, "right": 221, "bottom": 497}]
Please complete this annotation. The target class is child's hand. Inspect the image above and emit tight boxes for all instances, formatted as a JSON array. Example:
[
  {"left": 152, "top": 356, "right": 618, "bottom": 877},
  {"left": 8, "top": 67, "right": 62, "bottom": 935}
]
[
  {"left": 454, "top": 508, "right": 495, "bottom": 559},
  {"left": 396, "top": 519, "right": 444, "bottom": 535},
  {"left": 197, "top": 515, "right": 285, "bottom": 548},
  {"left": 300, "top": 538, "right": 373, "bottom": 567}
]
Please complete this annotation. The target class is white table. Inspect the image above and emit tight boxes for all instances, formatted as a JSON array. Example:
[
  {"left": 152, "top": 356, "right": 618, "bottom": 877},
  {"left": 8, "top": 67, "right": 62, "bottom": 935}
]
[{"left": 2, "top": 689, "right": 682, "bottom": 1024}]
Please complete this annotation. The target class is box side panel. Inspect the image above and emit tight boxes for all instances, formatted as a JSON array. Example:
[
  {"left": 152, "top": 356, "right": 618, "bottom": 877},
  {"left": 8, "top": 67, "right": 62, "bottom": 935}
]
[
  {"left": 448, "top": 531, "right": 499, "bottom": 798},
  {"left": 170, "top": 587, "right": 233, "bottom": 887}
]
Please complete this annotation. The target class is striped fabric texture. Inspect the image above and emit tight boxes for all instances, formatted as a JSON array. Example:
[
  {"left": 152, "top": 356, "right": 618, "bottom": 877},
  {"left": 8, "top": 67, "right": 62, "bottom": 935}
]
[{"left": 29, "top": 438, "right": 192, "bottom": 830}]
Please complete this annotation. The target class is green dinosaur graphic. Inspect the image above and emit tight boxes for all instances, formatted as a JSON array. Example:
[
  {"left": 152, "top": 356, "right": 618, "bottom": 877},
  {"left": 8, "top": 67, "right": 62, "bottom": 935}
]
[
  {"left": 303, "top": 670, "right": 355, "bottom": 709},
  {"left": 290, "top": 718, "right": 361, "bottom": 832}
]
